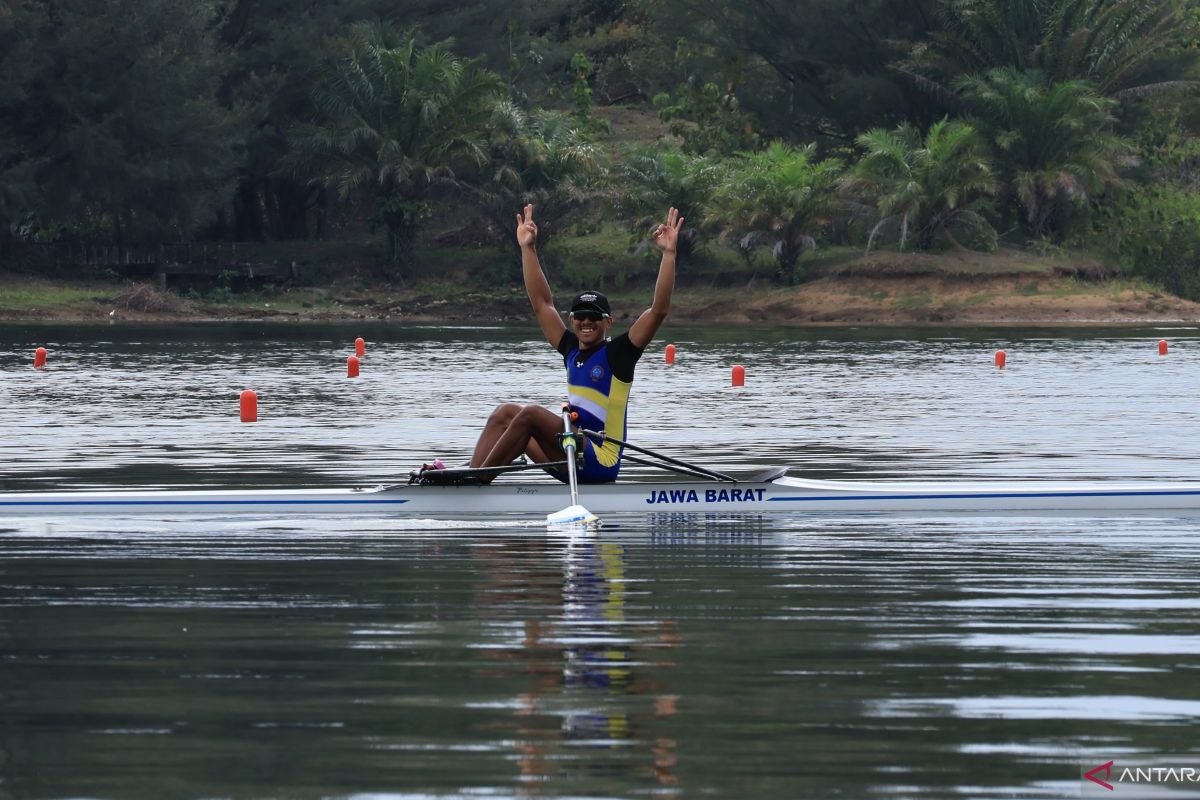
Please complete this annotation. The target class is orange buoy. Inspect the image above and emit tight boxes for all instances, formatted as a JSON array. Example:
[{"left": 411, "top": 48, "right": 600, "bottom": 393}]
[
  {"left": 732, "top": 364, "right": 745, "bottom": 387},
  {"left": 33, "top": 347, "right": 47, "bottom": 369},
  {"left": 1159, "top": 339, "right": 1168, "bottom": 356},
  {"left": 347, "top": 355, "right": 360, "bottom": 378},
  {"left": 995, "top": 350, "right": 1006, "bottom": 368},
  {"left": 239, "top": 389, "right": 258, "bottom": 423},
  {"left": 355, "top": 337, "right": 366, "bottom": 358},
  {"left": 665, "top": 343, "right": 676, "bottom": 365}
]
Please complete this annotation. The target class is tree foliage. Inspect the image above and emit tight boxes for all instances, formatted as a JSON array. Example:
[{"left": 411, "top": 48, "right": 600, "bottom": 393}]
[
  {"left": 904, "top": 0, "right": 1200, "bottom": 101},
  {"left": 707, "top": 142, "right": 844, "bottom": 281},
  {"left": 470, "top": 103, "right": 606, "bottom": 250},
  {"left": 653, "top": 77, "right": 762, "bottom": 156},
  {"left": 2, "top": 0, "right": 238, "bottom": 242},
  {"left": 216, "top": 0, "right": 388, "bottom": 241},
  {"left": 0, "top": 0, "right": 1198, "bottom": 291},
  {"left": 849, "top": 118, "right": 998, "bottom": 251},
  {"left": 291, "top": 23, "right": 504, "bottom": 268},
  {"left": 642, "top": 0, "right": 942, "bottom": 142},
  {"left": 958, "top": 68, "right": 1131, "bottom": 236},
  {"left": 214, "top": 0, "right": 582, "bottom": 241},
  {"left": 1103, "top": 184, "right": 1200, "bottom": 298},
  {"left": 615, "top": 147, "right": 724, "bottom": 258},
  {"left": 0, "top": 0, "right": 41, "bottom": 240}
]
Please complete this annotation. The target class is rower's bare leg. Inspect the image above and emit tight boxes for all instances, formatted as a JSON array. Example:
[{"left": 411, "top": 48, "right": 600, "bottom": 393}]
[
  {"left": 477, "top": 405, "right": 564, "bottom": 484},
  {"left": 470, "top": 403, "right": 521, "bottom": 468}
]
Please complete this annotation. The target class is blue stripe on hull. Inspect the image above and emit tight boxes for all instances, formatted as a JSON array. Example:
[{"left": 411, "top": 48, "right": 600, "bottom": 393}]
[
  {"left": 768, "top": 490, "right": 1200, "bottom": 502},
  {"left": 0, "top": 499, "right": 411, "bottom": 507}
]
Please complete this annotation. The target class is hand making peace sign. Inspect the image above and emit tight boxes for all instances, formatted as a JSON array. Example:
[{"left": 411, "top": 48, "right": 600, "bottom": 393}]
[
  {"left": 515, "top": 204, "right": 538, "bottom": 248},
  {"left": 652, "top": 207, "right": 685, "bottom": 254}
]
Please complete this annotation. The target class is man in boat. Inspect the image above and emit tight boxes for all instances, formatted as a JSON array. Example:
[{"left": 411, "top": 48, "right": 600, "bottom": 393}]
[{"left": 444, "top": 204, "right": 683, "bottom": 484}]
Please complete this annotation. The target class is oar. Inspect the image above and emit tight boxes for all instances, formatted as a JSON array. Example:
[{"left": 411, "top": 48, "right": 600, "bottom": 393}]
[
  {"left": 619, "top": 451, "right": 728, "bottom": 481},
  {"left": 547, "top": 407, "right": 599, "bottom": 528},
  {"left": 580, "top": 429, "right": 736, "bottom": 482}
]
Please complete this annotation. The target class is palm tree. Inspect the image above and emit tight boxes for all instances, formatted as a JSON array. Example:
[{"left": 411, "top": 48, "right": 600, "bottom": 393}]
[
  {"left": 902, "top": 0, "right": 1199, "bottom": 102},
  {"left": 958, "top": 68, "right": 1130, "bottom": 236},
  {"left": 291, "top": 23, "right": 503, "bottom": 270},
  {"left": 848, "top": 118, "right": 998, "bottom": 252},
  {"left": 469, "top": 103, "right": 606, "bottom": 252},
  {"left": 615, "top": 146, "right": 723, "bottom": 259},
  {"left": 707, "top": 141, "right": 844, "bottom": 282}
]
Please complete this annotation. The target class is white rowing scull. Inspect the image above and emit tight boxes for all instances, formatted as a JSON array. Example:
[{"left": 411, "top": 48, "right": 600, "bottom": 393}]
[{"left": 4, "top": 469, "right": 1200, "bottom": 518}]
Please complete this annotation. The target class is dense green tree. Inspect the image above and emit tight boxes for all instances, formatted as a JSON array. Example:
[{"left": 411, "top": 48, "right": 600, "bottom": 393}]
[
  {"left": 4, "top": 0, "right": 237, "bottom": 243},
  {"left": 958, "top": 68, "right": 1130, "bottom": 236},
  {"left": 707, "top": 142, "right": 844, "bottom": 281},
  {"left": 3, "top": 0, "right": 1198, "bottom": 266},
  {"left": 469, "top": 103, "right": 606, "bottom": 250},
  {"left": 1103, "top": 184, "right": 1200, "bottom": 298},
  {"left": 903, "top": 0, "right": 1200, "bottom": 102},
  {"left": 291, "top": 23, "right": 505, "bottom": 269},
  {"left": 554, "top": 0, "right": 676, "bottom": 105},
  {"left": 639, "top": 0, "right": 941, "bottom": 143},
  {"left": 395, "top": 0, "right": 581, "bottom": 100},
  {"left": 848, "top": 118, "right": 998, "bottom": 251},
  {"left": 653, "top": 77, "right": 762, "bottom": 156},
  {"left": 1096, "top": 100, "right": 1200, "bottom": 298},
  {"left": 1126, "top": 101, "right": 1200, "bottom": 189},
  {"left": 216, "top": 0, "right": 399, "bottom": 241},
  {"left": 216, "top": 0, "right": 534, "bottom": 242},
  {"left": 615, "top": 147, "right": 723, "bottom": 257},
  {"left": 0, "top": 1, "right": 41, "bottom": 242}
]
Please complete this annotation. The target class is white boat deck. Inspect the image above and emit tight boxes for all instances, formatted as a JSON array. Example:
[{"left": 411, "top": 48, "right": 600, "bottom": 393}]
[{"left": 3, "top": 472, "right": 1200, "bottom": 518}]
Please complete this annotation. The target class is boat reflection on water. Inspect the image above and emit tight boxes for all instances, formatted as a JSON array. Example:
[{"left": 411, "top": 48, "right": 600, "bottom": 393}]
[
  {"left": 644, "top": 512, "right": 770, "bottom": 544},
  {"left": 472, "top": 535, "right": 682, "bottom": 793}
]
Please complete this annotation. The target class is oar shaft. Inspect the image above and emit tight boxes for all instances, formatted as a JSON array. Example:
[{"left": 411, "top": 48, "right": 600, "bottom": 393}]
[
  {"left": 581, "top": 429, "right": 736, "bottom": 482},
  {"left": 620, "top": 451, "right": 728, "bottom": 481},
  {"left": 563, "top": 411, "right": 582, "bottom": 507},
  {"left": 546, "top": 412, "right": 598, "bottom": 527}
]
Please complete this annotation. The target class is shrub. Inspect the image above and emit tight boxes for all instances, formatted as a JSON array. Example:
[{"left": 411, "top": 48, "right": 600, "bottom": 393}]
[{"left": 1101, "top": 186, "right": 1200, "bottom": 299}]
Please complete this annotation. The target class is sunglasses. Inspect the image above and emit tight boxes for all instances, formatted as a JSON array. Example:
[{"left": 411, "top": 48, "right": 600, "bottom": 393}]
[{"left": 570, "top": 310, "right": 608, "bottom": 321}]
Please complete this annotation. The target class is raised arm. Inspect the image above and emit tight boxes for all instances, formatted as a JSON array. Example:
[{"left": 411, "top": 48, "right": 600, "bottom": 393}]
[
  {"left": 627, "top": 207, "right": 684, "bottom": 349},
  {"left": 516, "top": 204, "right": 566, "bottom": 347}
]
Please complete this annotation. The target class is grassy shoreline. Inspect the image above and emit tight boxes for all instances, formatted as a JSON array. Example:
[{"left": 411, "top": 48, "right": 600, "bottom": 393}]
[{"left": 3, "top": 236, "right": 1198, "bottom": 327}]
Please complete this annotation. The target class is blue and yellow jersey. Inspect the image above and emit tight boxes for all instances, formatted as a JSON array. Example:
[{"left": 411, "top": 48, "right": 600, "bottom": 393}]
[{"left": 557, "top": 331, "right": 644, "bottom": 472}]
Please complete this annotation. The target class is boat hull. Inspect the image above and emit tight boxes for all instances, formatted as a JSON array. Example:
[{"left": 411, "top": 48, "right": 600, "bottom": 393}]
[{"left": 3, "top": 475, "right": 1200, "bottom": 518}]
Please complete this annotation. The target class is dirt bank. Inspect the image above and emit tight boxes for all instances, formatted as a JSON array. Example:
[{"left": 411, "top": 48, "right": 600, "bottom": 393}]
[
  {"left": 3, "top": 254, "right": 1198, "bottom": 326},
  {"left": 684, "top": 274, "right": 1200, "bottom": 326}
]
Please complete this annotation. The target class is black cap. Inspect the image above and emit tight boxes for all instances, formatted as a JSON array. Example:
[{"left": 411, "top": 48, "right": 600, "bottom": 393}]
[{"left": 568, "top": 290, "right": 611, "bottom": 316}]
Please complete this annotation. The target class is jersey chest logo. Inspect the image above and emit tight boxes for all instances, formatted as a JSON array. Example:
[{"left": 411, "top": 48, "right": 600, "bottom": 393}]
[{"left": 589, "top": 365, "right": 605, "bottom": 382}]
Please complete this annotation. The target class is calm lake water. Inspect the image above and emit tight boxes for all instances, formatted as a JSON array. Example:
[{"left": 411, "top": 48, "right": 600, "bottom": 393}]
[{"left": 2, "top": 322, "right": 1200, "bottom": 799}]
